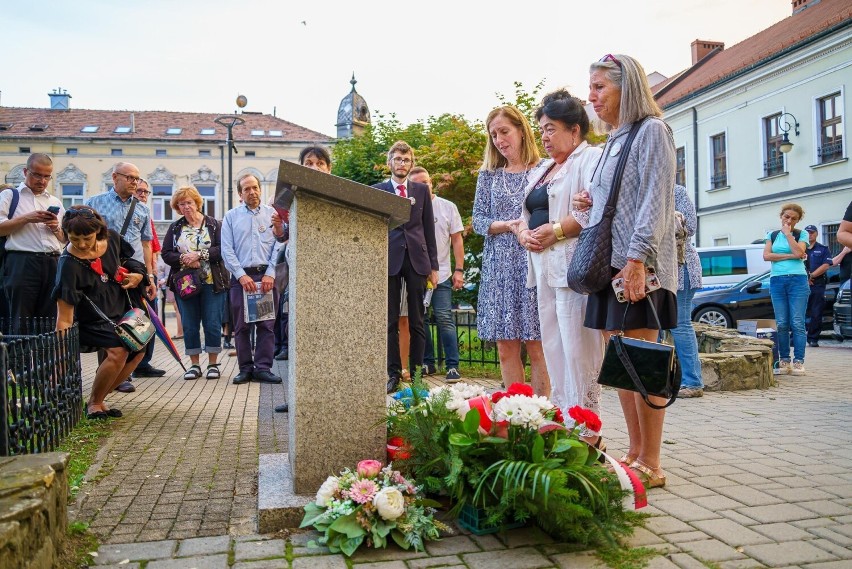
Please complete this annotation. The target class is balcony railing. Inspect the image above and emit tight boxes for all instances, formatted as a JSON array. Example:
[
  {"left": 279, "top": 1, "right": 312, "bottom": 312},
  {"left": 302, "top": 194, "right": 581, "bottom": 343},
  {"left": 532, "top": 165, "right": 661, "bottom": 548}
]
[
  {"left": 710, "top": 172, "right": 728, "bottom": 189},
  {"left": 818, "top": 140, "right": 843, "bottom": 163},
  {"left": 764, "top": 156, "right": 785, "bottom": 177}
]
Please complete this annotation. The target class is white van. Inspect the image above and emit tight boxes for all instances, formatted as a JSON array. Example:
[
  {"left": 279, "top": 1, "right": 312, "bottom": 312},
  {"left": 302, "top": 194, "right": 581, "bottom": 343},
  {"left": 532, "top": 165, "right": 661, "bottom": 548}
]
[{"left": 696, "top": 244, "right": 771, "bottom": 290}]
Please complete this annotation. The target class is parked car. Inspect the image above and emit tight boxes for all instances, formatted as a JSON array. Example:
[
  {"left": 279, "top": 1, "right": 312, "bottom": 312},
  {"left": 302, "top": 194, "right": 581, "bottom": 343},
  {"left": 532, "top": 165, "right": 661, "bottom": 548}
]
[
  {"left": 833, "top": 278, "right": 851, "bottom": 341},
  {"left": 696, "top": 244, "right": 771, "bottom": 290},
  {"left": 691, "top": 265, "right": 842, "bottom": 329}
]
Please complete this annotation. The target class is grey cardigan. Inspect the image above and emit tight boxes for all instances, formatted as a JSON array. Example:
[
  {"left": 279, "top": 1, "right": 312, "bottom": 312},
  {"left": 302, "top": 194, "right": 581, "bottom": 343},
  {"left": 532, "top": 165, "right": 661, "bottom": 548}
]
[{"left": 587, "top": 117, "right": 677, "bottom": 293}]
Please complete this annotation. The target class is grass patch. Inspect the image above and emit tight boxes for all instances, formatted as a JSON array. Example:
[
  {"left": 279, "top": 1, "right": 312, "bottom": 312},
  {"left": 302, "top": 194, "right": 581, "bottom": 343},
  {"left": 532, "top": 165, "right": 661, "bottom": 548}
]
[
  {"left": 57, "top": 415, "right": 115, "bottom": 498},
  {"left": 597, "top": 546, "right": 660, "bottom": 569},
  {"left": 56, "top": 521, "right": 98, "bottom": 568}
]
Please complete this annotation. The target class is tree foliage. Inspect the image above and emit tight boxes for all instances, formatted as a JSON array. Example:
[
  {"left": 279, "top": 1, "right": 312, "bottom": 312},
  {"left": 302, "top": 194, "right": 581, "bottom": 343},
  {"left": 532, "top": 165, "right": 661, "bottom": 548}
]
[{"left": 331, "top": 80, "right": 602, "bottom": 308}]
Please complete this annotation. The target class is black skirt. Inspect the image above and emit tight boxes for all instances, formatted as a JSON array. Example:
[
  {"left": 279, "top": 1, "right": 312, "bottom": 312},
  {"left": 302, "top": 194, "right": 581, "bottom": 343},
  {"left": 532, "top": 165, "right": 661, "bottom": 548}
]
[{"left": 584, "top": 268, "right": 678, "bottom": 331}]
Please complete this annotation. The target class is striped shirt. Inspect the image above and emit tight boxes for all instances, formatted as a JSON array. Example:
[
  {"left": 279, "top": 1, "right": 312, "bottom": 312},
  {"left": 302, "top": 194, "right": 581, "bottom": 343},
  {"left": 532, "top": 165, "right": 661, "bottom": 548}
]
[
  {"left": 86, "top": 189, "right": 152, "bottom": 264},
  {"left": 587, "top": 117, "right": 678, "bottom": 293}
]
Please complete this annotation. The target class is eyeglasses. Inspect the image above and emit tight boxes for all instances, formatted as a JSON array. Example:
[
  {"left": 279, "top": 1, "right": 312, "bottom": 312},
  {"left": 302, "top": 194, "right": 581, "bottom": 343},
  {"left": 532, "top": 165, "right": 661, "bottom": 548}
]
[
  {"left": 392, "top": 157, "right": 412, "bottom": 165},
  {"left": 65, "top": 207, "right": 97, "bottom": 220},
  {"left": 115, "top": 172, "right": 141, "bottom": 184},
  {"left": 600, "top": 54, "right": 622, "bottom": 69},
  {"left": 26, "top": 170, "right": 52, "bottom": 181},
  {"left": 136, "top": 189, "right": 151, "bottom": 196}
]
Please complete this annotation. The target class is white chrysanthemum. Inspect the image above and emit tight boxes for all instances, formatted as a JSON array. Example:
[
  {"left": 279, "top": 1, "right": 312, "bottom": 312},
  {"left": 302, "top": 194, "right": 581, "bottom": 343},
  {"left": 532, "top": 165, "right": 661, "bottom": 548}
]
[
  {"left": 449, "top": 382, "right": 486, "bottom": 400},
  {"left": 315, "top": 476, "right": 339, "bottom": 507},
  {"left": 493, "top": 395, "right": 551, "bottom": 428}
]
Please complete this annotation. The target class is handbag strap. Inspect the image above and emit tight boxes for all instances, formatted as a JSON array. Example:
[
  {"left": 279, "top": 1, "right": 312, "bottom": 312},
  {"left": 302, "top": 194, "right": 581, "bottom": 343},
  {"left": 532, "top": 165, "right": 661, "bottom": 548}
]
[
  {"left": 600, "top": 118, "right": 647, "bottom": 210},
  {"left": 620, "top": 295, "right": 662, "bottom": 331},
  {"left": 81, "top": 293, "right": 118, "bottom": 328},
  {"left": 614, "top": 301, "right": 677, "bottom": 410},
  {"left": 119, "top": 197, "right": 138, "bottom": 238}
]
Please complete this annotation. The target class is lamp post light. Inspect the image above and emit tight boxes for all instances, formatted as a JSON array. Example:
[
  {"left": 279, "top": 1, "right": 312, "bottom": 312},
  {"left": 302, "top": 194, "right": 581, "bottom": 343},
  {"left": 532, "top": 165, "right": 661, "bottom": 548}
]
[
  {"left": 214, "top": 95, "right": 248, "bottom": 210},
  {"left": 778, "top": 112, "right": 800, "bottom": 154}
]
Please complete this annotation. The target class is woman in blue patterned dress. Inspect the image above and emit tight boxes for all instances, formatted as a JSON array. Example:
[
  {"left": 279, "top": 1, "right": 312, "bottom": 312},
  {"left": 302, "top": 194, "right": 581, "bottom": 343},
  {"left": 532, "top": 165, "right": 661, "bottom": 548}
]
[{"left": 472, "top": 106, "right": 550, "bottom": 394}]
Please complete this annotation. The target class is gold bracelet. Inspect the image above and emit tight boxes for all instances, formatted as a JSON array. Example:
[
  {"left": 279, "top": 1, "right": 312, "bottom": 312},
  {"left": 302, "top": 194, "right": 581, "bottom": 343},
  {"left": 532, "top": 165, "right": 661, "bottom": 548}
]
[{"left": 552, "top": 221, "right": 566, "bottom": 241}]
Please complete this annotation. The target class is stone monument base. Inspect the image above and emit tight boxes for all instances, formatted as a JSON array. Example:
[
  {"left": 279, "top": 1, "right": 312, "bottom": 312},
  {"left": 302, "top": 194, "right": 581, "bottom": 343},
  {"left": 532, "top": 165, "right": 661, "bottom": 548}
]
[{"left": 257, "top": 454, "right": 313, "bottom": 533}]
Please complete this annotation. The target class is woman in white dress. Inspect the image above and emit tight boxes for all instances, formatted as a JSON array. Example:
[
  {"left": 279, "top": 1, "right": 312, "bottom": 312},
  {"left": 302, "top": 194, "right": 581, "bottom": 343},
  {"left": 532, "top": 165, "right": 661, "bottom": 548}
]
[{"left": 512, "top": 89, "right": 605, "bottom": 445}]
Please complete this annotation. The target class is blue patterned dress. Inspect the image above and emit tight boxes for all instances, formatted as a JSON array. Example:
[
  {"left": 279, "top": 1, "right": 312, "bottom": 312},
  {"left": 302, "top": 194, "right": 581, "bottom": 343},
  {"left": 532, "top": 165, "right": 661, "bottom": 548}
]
[{"left": 472, "top": 165, "right": 544, "bottom": 341}]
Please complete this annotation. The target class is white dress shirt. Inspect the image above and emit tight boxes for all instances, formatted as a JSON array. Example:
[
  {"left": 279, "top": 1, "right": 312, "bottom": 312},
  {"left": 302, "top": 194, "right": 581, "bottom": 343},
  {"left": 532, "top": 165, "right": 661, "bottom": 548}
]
[{"left": 0, "top": 183, "right": 65, "bottom": 253}]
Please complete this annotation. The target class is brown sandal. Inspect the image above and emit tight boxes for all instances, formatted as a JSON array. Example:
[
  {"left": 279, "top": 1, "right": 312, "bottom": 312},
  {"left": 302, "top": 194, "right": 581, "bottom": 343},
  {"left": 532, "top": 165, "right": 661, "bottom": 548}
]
[{"left": 630, "top": 459, "right": 666, "bottom": 489}]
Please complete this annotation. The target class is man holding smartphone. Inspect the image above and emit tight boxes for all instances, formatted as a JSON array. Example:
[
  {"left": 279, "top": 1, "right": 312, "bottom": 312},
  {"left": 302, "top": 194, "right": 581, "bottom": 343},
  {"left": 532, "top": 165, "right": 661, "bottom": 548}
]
[{"left": 0, "top": 153, "right": 66, "bottom": 326}]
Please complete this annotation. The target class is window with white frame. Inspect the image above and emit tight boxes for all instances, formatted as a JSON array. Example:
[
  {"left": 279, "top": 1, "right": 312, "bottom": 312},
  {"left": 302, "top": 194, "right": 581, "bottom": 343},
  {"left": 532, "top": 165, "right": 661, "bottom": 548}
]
[
  {"left": 763, "top": 113, "right": 784, "bottom": 177},
  {"left": 710, "top": 133, "right": 727, "bottom": 189},
  {"left": 817, "top": 92, "right": 843, "bottom": 164},
  {"left": 195, "top": 185, "right": 217, "bottom": 217},
  {"left": 675, "top": 146, "right": 686, "bottom": 186},
  {"left": 60, "top": 184, "right": 85, "bottom": 209},
  {"left": 151, "top": 184, "right": 175, "bottom": 221}
]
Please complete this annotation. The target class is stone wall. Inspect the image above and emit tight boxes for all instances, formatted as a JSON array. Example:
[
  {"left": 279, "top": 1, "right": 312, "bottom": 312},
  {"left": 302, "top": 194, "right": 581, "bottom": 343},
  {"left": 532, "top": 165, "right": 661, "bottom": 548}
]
[
  {"left": 0, "top": 453, "right": 69, "bottom": 569},
  {"left": 694, "top": 324, "right": 776, "bottom": 391}
]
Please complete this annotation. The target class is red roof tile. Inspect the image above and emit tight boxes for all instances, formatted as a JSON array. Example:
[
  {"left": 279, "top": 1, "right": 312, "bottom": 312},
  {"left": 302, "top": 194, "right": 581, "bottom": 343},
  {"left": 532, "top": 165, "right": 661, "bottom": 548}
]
[
  {"left": 0, "top": 107, "right": 333, "bottom": 143},
  {"left": 656, "top": 0, "right": 852, "bottom": 108}
]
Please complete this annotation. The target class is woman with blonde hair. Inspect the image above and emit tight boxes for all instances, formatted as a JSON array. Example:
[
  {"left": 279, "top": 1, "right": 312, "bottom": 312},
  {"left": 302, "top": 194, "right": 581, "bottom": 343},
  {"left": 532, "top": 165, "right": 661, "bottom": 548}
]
[
  {"left": 472, "top": 106, "right": 549, "bottom": 394},
  {"left": 763, "top": 202, "right": 809, "bottom": 375},
  {"left": 162, "top": 186, "right": 229, "bottom": 380}
]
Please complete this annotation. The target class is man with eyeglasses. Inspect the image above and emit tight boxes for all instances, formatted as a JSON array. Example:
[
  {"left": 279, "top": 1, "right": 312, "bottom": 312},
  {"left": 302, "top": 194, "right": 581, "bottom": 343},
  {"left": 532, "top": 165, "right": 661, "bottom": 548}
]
[
  {"left": 86, "top": 163, "right": 157, "bottom": 392},
  {"left": 129, "top": 179, "right": 166, "bottom": 377},
  {"left": 372, "top": 141, "right": 438, "bottom": 393},
  {"left": 0, "top": 153, "right": 66, "bottom": 327}
]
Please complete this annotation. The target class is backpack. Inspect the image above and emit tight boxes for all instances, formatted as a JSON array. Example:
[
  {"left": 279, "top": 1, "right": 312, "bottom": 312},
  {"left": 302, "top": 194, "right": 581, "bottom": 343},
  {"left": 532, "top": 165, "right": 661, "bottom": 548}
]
[
  {"left": 769, "top": 228, "right": 807, "bottom": 272},
  {"left": 0, "top": 188, "right": 21, "bottom": 267},
  {"left": 674, "top": 211, "right": 687, "bottom": 265}
]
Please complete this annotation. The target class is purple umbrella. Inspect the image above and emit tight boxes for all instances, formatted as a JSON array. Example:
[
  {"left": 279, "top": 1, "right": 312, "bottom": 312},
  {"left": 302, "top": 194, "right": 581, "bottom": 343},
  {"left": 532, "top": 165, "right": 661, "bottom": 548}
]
[{"left": 143, "top": 298, "right": 186, "bottom": 371}]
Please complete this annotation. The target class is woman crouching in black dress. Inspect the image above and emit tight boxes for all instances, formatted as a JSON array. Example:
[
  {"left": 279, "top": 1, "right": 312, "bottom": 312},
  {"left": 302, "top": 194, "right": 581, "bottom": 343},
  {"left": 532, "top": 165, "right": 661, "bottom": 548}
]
[{"left": 54, "top": 206, "right": 149, "bottom": 419}]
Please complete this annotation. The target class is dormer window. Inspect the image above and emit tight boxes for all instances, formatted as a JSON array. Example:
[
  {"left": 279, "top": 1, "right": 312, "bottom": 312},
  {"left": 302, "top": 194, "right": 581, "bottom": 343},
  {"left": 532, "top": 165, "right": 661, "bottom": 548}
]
[
  {"left": 0, "top": 123, "right": 13, "bottom": 131},
  {"left": 114, "top": 126, "right": 131, "bottom": 133},
  {"left": 81, "top": 125, "right": 99, "bottom": 133},
  {"left": 166, "top": 127, "right": 182, "bottom": 135},
  {"left": 29, "top": 124, "right": 48, "bottom": 132},
  {"left": 268, "top": 130, "right": 283, "bottom": 137},
  {"left": 200, "top": 128, "right": 216, "bottom": 135},
  {"left": 251, "top": 129, "right": 265, "bottom": 136}
]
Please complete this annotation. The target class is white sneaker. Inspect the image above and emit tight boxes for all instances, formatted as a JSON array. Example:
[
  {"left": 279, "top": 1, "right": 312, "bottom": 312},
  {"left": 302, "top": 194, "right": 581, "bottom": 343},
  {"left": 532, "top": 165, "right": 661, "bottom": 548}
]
[
  {"left": 773, "top": 360, "right": 791, "bottom": 375},
  {"left": 791, "top": 361, "right": 806, "bottom": 376}
]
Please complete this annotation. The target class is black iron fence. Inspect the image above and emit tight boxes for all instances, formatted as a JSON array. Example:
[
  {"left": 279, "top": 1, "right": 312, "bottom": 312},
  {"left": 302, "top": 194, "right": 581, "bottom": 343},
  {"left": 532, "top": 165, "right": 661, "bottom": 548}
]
[
  {"left": 426, "top": 310, "right": 499, "bottom": 368},
  {"left": 0, "top": 319, "right": 83, "bottom": 456}
]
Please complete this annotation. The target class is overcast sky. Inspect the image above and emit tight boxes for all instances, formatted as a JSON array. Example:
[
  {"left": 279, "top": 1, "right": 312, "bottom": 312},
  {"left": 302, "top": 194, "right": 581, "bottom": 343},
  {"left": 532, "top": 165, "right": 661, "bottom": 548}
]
[{"left": 1, "top": 0, "right": 791, "bottom": 137}]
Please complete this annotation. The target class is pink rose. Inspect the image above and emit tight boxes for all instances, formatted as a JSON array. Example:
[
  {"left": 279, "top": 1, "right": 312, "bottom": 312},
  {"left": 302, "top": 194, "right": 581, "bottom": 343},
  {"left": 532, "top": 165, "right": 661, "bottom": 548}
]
[{"left": 357, "top": 459, "right": 382, "bottom": 478}]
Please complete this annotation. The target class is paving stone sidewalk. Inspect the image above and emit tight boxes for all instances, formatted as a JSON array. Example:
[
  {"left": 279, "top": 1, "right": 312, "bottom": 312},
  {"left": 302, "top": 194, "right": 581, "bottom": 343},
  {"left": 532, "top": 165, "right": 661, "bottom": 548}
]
[{"left": 81, "top": 340, "right": 852, "bottom": 568}]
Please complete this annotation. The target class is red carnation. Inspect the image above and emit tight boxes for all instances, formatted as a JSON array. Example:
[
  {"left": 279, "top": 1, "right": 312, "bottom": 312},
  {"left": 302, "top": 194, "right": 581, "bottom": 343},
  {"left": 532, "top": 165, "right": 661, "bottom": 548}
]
[
  {"left": 583, "top": 411, "right": 602, "bottom": 433},
  {"left": 568, "top": 406, "right": 585, "bottom": 424},
  {"left": 553, "top": 408, "right": 564, "bottom": 424},
  {"left": 507, "top": 382, "right": 534, "bottom": 397},
  {"left": 568, "top": 406, "right": 602, "bottom": 432},
  {"left": 491, "top": 391, "right": 506, "bottom": 404}
]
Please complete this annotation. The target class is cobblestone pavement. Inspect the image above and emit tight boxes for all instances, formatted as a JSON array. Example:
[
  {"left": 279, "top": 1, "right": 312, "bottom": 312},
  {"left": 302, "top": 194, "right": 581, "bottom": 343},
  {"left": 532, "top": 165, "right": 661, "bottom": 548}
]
[{"left": 84, "top": 339, "right": 852, "bottom": 568}]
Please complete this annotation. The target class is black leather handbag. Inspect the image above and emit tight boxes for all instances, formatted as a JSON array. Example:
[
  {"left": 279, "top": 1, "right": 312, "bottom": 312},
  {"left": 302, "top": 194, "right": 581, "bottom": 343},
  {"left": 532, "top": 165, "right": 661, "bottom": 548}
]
[
  {"left": 566, "top": 119, "right": 644, "bottom": 295},
  {"left": 597, "top": 301, "right": 681, "bottom": 409}
]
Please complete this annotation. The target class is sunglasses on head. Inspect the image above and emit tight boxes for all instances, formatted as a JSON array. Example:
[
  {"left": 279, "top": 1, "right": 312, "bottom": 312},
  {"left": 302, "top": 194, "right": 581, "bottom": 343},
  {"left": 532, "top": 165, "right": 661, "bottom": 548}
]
[
  {"left": 600, "top": 53, "right": 622, "bottom": 69},
  {"left": 65, "top": 207, "right": 97, "bottom": 220}
]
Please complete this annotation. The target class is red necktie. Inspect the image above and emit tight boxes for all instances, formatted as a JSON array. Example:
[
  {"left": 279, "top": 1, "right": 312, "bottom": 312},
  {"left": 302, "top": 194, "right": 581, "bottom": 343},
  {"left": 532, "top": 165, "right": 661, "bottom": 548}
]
[{"left": 397, "top": 184, "right": 407, "bottom": 198}]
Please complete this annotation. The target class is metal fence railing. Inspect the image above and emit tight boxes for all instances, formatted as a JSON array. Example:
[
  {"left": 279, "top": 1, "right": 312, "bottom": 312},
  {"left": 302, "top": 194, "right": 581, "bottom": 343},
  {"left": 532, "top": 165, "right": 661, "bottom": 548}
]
[
  {"left": 426, "top": 310, "right": 499, "bottom": 368},
  {"left": 0, "top": 319, "right": 83, "bottom": 456}
]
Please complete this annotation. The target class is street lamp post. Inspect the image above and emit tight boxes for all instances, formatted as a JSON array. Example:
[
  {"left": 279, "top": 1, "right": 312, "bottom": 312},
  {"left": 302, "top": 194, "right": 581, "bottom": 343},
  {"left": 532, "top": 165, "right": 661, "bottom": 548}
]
[{"left": 214, "top": 95, "right": 248, "bottom": 211}]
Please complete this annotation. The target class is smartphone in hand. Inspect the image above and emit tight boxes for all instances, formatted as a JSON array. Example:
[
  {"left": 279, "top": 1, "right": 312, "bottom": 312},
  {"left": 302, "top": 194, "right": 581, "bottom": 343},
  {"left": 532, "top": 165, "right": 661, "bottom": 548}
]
[{"left": 47, "top": 205, "right": 60, "bottom": 215}]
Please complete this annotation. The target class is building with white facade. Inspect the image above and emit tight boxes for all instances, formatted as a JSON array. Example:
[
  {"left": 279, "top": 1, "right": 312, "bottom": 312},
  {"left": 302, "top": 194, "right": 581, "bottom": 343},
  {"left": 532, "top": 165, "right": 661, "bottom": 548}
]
[{"left": 655, "top": 0, "right": 852, "bottom": 252}]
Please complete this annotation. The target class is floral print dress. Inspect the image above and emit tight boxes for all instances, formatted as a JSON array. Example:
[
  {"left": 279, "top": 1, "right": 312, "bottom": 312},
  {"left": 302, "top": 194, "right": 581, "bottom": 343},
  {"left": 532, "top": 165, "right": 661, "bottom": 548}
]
[{"left": 472, "top": 165, "right": 543, "bottom": 341}]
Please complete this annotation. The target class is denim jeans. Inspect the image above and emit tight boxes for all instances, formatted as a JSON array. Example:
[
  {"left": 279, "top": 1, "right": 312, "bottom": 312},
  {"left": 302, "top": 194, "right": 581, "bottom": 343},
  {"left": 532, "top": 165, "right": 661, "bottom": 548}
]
[
  {"left": 671, "top": 267, "right": 703, "bottom": 389},
  {"left": 175, "top": 283, "right": 226, "bottom": 356},
  {"left": 769, "top": 274, "right": 809, "bottom": 362},
  {"left": 423, "top": 278, "right": 459, "bottom": 369}
]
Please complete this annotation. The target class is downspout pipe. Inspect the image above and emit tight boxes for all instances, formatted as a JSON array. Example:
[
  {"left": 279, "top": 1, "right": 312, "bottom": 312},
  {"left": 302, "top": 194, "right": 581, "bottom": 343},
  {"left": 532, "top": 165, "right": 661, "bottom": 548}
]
[{"left": 692, "top": 106, "right": 700, "bottom": 247}]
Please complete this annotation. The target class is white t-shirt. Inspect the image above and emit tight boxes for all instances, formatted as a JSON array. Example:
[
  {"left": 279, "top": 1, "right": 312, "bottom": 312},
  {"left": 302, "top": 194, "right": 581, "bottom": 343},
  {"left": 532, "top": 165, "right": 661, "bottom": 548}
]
[{"left": 431, "top": 196, "right": 464, "bottom": 283}]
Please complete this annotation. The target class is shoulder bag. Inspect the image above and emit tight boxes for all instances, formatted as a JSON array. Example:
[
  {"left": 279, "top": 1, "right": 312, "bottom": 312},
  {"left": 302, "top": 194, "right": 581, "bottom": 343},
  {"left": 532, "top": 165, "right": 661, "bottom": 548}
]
[
  {"left": 171, "top": 226, "right": 203, "bottom": 299},
  {"left": 597, "top": 300, "right": 681, "bottom": 409},
  {"left": 566, "top": 119, "right": 644, "bottom": 294},
  {"left": 0, "top": 188, "right": 20, "bottom": 266},
  {"left": 82, "top": 291, "right": 154, "bottom": 352}
]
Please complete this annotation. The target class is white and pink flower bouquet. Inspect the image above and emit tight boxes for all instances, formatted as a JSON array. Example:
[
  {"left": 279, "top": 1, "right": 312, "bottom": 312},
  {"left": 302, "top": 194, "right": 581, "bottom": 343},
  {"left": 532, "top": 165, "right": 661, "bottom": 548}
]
[{"left": 300, "top": 459, "right": 447, "bottom": 556}]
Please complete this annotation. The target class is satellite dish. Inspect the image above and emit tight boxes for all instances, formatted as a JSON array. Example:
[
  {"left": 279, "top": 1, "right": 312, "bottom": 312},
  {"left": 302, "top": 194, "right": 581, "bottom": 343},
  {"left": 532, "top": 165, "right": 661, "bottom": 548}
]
[{"left": 236, "top": 95, "right": 248, "bottom": 108}]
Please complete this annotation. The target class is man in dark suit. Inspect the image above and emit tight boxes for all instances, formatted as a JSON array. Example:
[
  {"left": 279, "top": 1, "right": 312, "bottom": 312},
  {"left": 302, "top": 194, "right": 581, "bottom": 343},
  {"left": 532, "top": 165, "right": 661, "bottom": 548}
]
[{"left": 373, "top": 141, "right": 438, "bottom": 393}]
